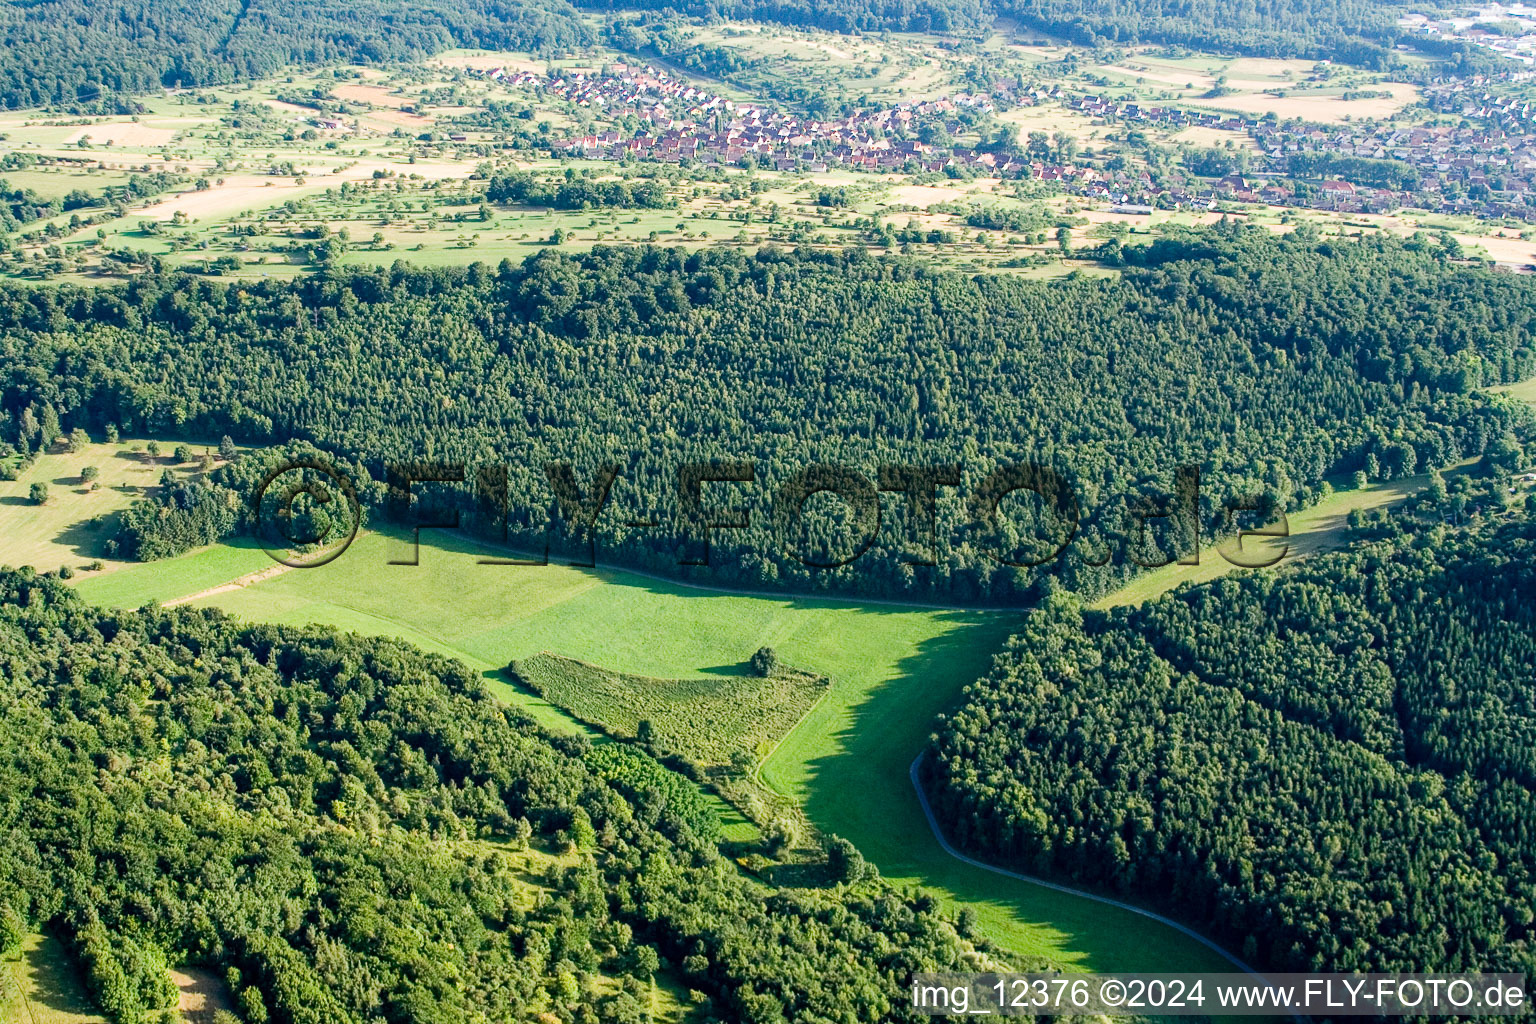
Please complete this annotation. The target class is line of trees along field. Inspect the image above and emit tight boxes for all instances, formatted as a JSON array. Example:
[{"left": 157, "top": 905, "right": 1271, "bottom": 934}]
[
  {"left": 991, "top": 0, "right": 1416, "bottom": 63},
  {"left": 2, "top": 227, "right": 1533, "bottom": 603},
  {"left": 612, "top": 0, "right": 1436, "bottom": 65},
  {"left": 924, "top": 511, "right": 1536, "bottom": 976},
  {"left": 0, "top": 568, "right": 982, "bottom": 1024}
]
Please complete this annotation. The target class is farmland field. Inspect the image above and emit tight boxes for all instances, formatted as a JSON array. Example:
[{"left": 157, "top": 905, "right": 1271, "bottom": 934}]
[
  {"left": 4, "top": 0, "right": 1536, "bottom": 1016},
  {"left": 509, "top": 651, "right": 828, "bottom": 768},
  {"left": 0, "top": 25, "right": 1507, "bottom": 289}
]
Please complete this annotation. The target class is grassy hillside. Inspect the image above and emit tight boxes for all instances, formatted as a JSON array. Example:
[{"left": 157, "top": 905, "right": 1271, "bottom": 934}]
[
  {"left": 68, "top": 449, "right": 1499, "bottom": 973},
  {"left": 1093, "top": 463, "right": 1472, "bottom": 609},
  {"left": 0, "top": 438, "right": 217, "bottom": 576},
  {"left": 1, "top": 933, "right": 107, "bottom": 1024}
]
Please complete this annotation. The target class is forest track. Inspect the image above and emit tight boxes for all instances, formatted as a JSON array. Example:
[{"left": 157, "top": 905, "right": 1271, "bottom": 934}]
[{"left": 910, "top": 751, "right": 1257, "bottom": 972}]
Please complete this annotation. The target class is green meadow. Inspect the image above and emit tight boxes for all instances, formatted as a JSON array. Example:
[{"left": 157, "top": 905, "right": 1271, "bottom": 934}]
[
  {"left": 78, "top": 526, "right": 1233, "bottom": 973},
  {"left": 66, "top": 433, "right": 1503, "bottom": 974},
  {"left": 1094, "top": 463, "right": 1469, "bottom": 609},
  {"left": 1, "top": 933, "right": 107, "bottom": 1024},
  {"left": 68, "top": 439, "right": 1481, "bottom": 974},
  {"left": 0, "top": 438, "right": 218, "bottom": 576}
]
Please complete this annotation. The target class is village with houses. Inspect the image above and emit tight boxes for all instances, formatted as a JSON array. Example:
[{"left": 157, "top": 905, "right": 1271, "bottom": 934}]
[
  {"left": 20, "top": 16, "right": 1536, "bottom": 283},
  {"left": 456, "top": 56, "right": 1536, "bottom": 229}
]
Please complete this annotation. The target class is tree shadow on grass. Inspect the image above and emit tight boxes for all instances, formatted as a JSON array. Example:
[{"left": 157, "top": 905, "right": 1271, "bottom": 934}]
[
  {"left": 53, "top": 511, "right": 120, "bottom": 560},
  {"left": 20, "top": 933, "right": 101, "bottom": 1019},
  {"left": 697, "top": 661, "right": 752, "bottom": 677}
]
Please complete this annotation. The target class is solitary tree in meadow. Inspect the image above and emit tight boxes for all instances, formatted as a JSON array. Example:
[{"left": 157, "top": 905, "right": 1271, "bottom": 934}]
[{"left": 750, "top": 646, "right": 780, "bottom": 677}]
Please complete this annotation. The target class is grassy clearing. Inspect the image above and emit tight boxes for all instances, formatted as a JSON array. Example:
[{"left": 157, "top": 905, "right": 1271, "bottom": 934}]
[
  {"left": 170, "top": 967, "right": 236, "bottom": 1024},
  {"left": 1, "top": 934, "right": 106, "bottom": 1024},
  {"left": 1094, "top": 465, "right": 1464, "bottom": 609},
  {"left": 66, "top": 448, "right": 1495, "bottom": 972},
  {"left": 65, "top": 440, "right": 1485, "bottom": 977},
  {"left": 74, "top": 526, "right": 1224, "bottom": 971},
  {"left": 0, "top": 437, "right": 220, "bottom": 576},
  {"left": 1491, "top": 376, "right": 1536, "bottom": 407},
  {"left": 509, "top": 651, "right": 827, "bottom": 768}
]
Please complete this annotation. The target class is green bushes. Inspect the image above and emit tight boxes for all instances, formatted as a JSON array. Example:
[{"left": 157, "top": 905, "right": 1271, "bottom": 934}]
[
  {"left": 73, "top": 923, "right": 179, "bottom": 1024},
  {"left": 584, "top": 744, "right": 721, "bottom": 841},
  {"left": 485, "top": 172, "right": 674, "bottom": 210},
  {"left": 509, "top": 651, "right": 826, "bottom": 768}
]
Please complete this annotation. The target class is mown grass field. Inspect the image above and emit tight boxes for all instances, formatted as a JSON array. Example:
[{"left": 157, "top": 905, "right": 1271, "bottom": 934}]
[{"left": 509, "top": 651, "right": 827, "bottom": 768}]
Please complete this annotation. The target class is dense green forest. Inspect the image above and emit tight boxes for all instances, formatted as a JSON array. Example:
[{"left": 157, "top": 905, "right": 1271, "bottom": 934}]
[
  {"left": 925, "top": 509, "right": 1536, "bottom": 975},
  {"left": 991, "top": 0, "right": 1414, "bottom": 63},
  {"left": 600, "top": 0, "right": 1428, "bottom": 64},
  {"left": 0, "top": 0, "right": 1500, "bottom": 112},
  {"left": 0, "top": 0, "right": 593, "bottom": 111},
  {"left": 578, "top": 0, "right": 988, "bottom": 35},
  {"left": 0, "top": 568, "right": 981, "bottom": 1024},
  {"left": 485, "top": 172, "right": 676, "bottom": 210},
  {"left": 3, "top": 227, "right": 1533, "bottom": 602}
]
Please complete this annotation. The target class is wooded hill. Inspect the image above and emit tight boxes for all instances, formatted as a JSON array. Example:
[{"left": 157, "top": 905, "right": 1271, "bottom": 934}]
[
  {"left": 4, "top": 227, "right": 1533, "bottom": 603},
  {"left": 0, "top": 568, "right": 982, "bottom": 1024},
  {"left": 925, "top": 510, "right": 1536, "bottom": 975},
  {"left": 0, "top": 0, "right": 1492, "bottom": 113},
  {"left": 0, "top": 0, "right": 593, "bottom": 111}
]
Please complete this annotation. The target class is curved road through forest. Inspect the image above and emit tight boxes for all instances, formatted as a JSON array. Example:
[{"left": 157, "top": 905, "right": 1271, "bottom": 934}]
[
  {"left": 909, "top": 752, "right": 1257, "bottom": 973},
  {"left": 911, "top": 752, "right": 1307, "bottom": 1023}
]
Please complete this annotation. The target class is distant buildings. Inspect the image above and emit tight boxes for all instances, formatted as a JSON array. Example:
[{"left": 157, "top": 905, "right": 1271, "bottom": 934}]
[{"left": 472, "top": 63, "right": 1536, "bottom": 221}]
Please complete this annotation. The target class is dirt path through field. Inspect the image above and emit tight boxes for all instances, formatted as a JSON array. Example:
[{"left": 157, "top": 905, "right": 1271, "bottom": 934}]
[{"left": 164, "top": 563, "right": 290, "bottom": 606}]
